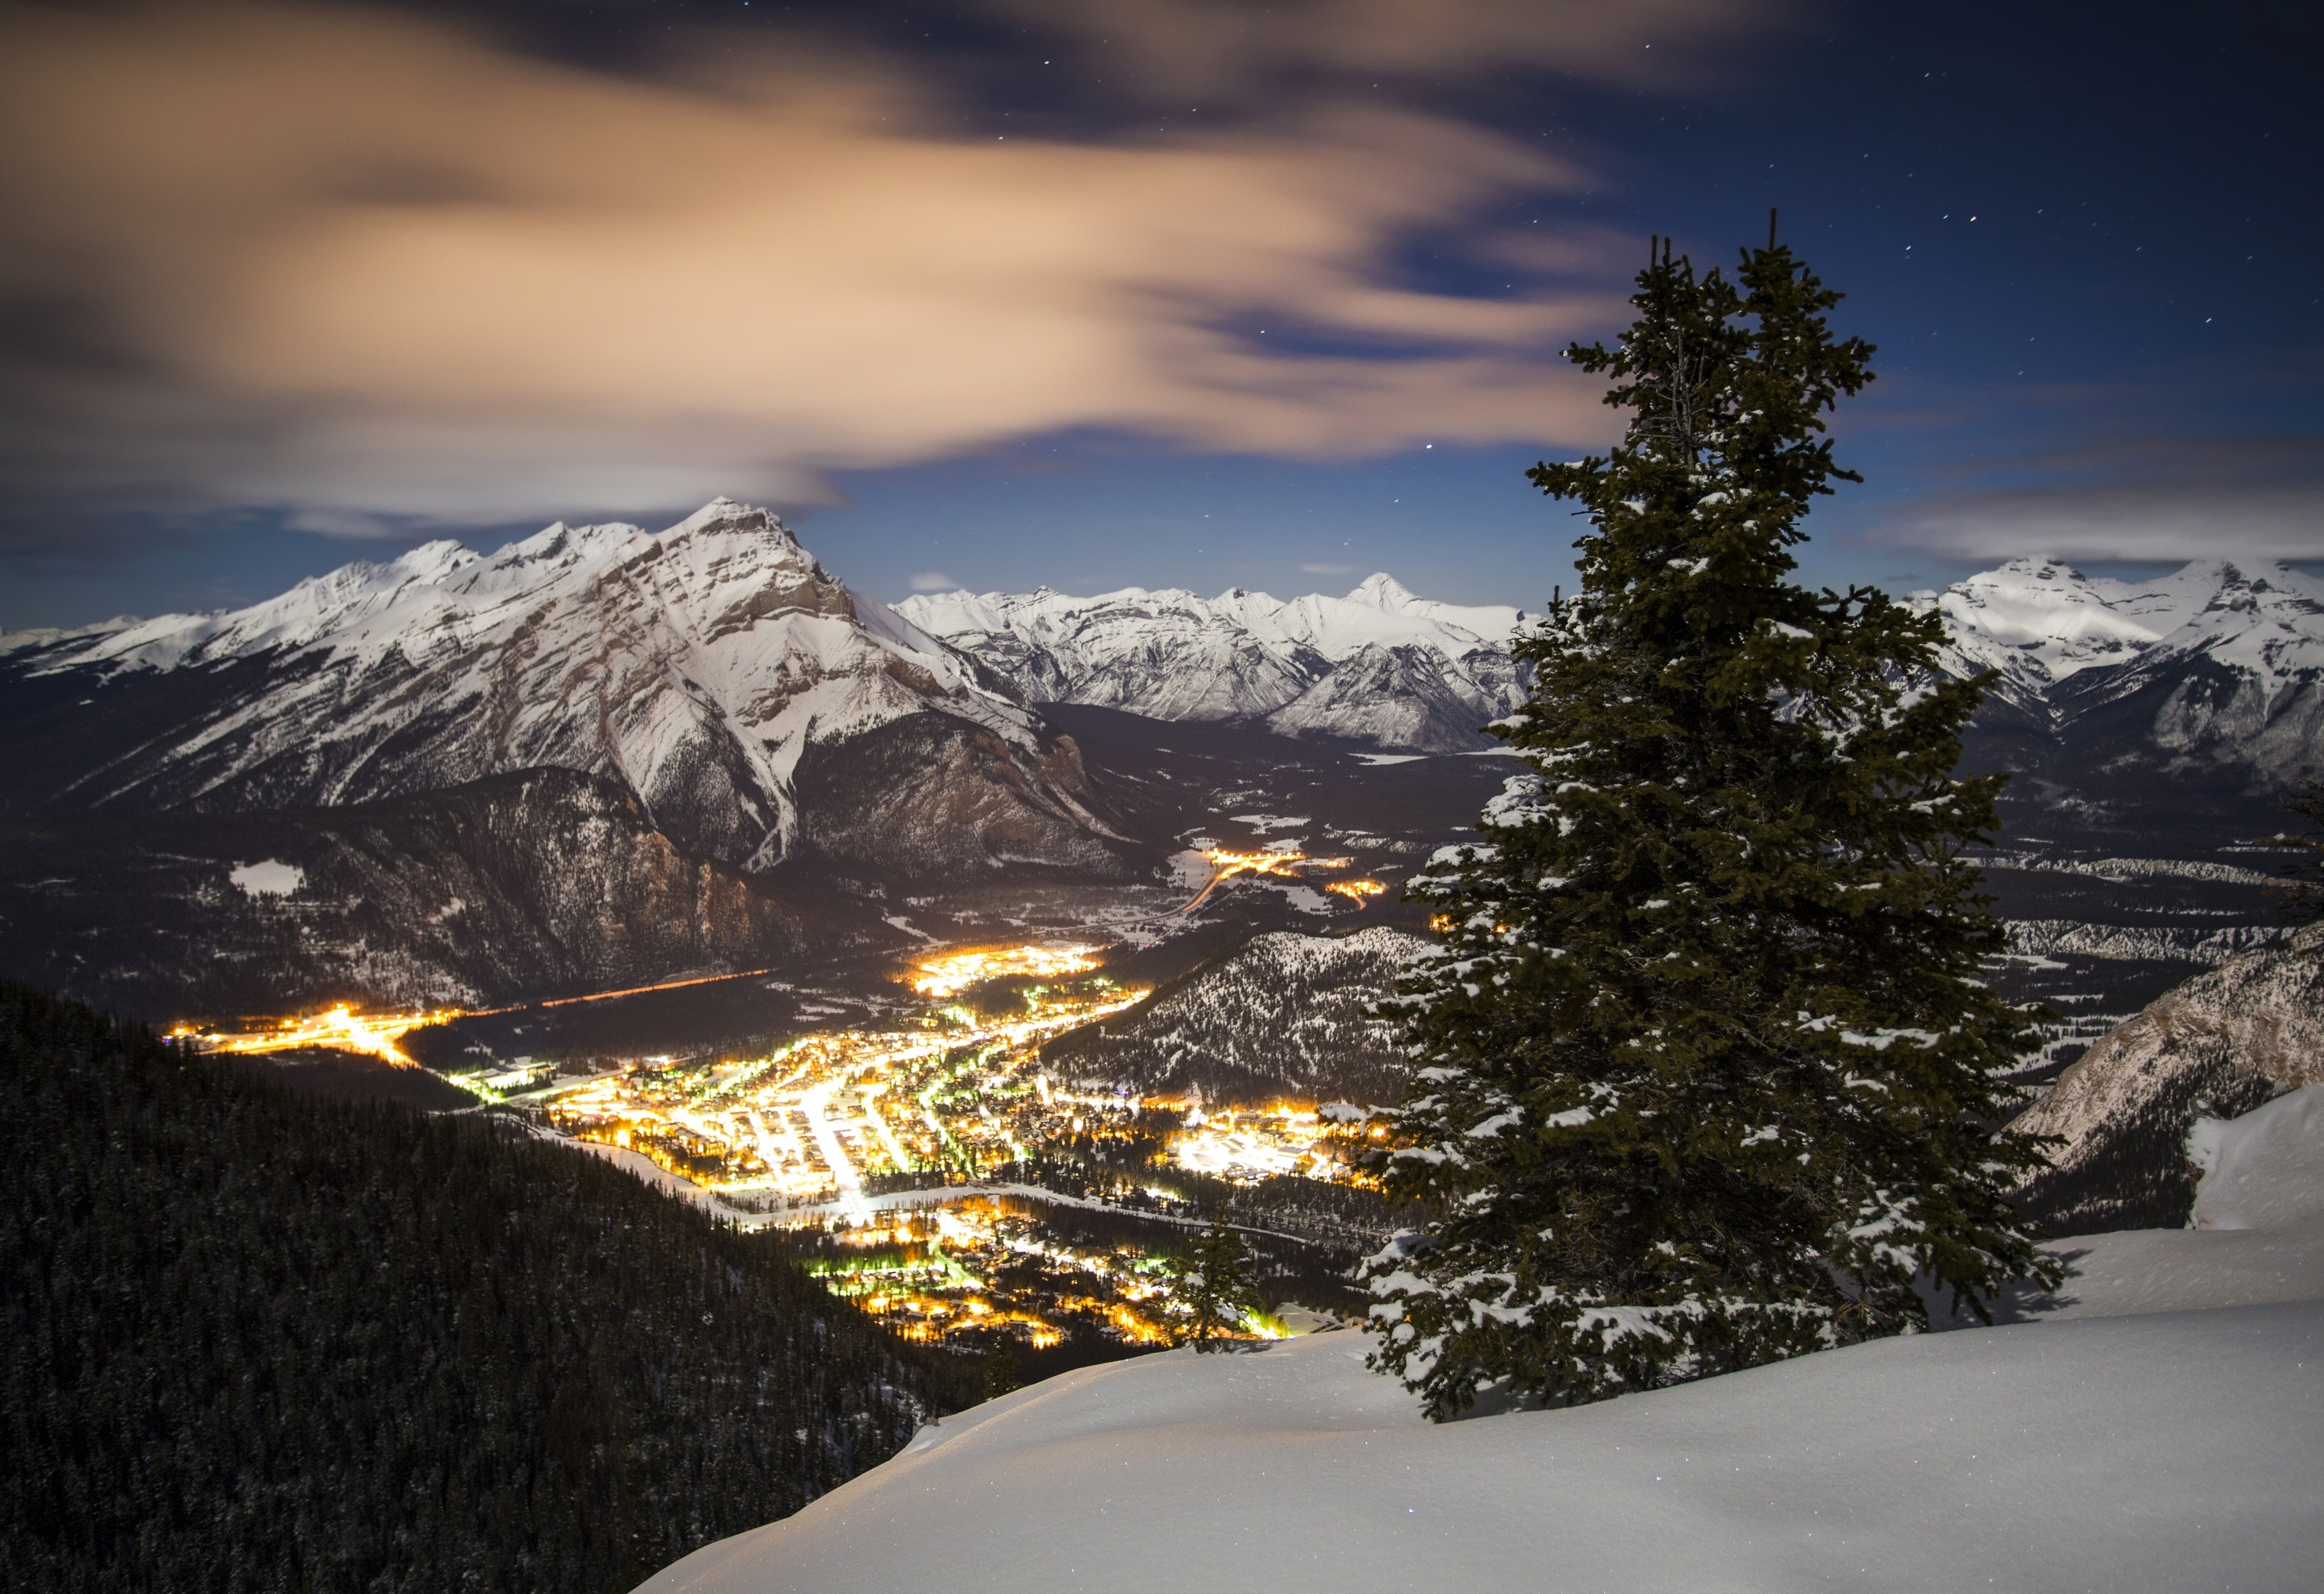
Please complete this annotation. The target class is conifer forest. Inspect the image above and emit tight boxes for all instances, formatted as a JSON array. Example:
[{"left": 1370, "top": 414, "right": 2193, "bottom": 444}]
[{"left": 0, "top": 985, "right": 974, "bottom": 1594}]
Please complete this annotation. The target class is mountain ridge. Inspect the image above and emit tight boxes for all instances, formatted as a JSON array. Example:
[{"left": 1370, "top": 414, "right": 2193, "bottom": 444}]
[
  {"left": 898, "top": 555, "right": 2324, "bottom": 797},
  {"left": 894, "top": 575, "right": 1531, "bottom": 754},
  {"left": 0, "top": 499, "right": 1137, "bottom": 879}
]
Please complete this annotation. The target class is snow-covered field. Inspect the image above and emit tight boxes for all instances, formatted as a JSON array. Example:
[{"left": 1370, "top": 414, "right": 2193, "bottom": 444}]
[{"left": 639, "top": 1090, "right": 2324, "bottom": 1594}]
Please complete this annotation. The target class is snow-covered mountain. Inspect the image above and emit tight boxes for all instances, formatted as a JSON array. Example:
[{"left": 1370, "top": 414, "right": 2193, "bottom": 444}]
[
  {"left": 902, "top": 557, "right": 2323, "bottom": 791},
  {"left": 0, "top": 500, "right": 1131, "bottom": 877},
  {"left": 895, "top": 575, "right": 1530, "bottom": 753},
  {"left": 1929, "top": 556, "right": 2324, "bottom": 790}
]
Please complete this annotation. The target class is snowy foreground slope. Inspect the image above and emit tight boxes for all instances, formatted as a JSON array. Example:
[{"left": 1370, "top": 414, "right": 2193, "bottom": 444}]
[
  {"left": 641, "top": 1092, "right": 2324, "bottom": 1594},
  {"left": 641, "top": 1303, "right": 2319, "bottom": 1594}
]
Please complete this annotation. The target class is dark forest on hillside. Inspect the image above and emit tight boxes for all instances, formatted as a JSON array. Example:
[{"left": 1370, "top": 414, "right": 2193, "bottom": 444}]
[{"left": 0, "top": 985, "right": 975, "bottom": 1594}]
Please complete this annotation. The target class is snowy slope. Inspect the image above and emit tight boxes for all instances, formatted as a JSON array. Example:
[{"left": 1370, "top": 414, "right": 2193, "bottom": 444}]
[
  {"left": 1938, "top": 1085, "right": 2324, "bottom": 1328},
  {"left": 895, "top": 576, "right": 1530, "bottom": 753},
  {"left": 641, "top": 1079, "right": 2324, "bottom": 1594},
  {"left": 3, "top": 501, "right": 1126, "bottom": 875},
  {"left": 640, "top": 1299, "right": 2321, "bottom": 1594},
  {"left": 2009, "top": 924, "right": 2324, "bottom": 1233}
]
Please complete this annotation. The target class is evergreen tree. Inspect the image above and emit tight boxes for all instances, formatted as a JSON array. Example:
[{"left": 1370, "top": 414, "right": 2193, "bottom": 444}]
[
  {"left": 0, "top": 982, "right": 975, "bottom": 1593},
  {"left": 2266, "top": 782, "right": 2324, "bottom": 928},
  {"left": 982, "top": 1336, "right": 1022, "bottom": 1399},
  {"left": 1366, "top": 226, "right": 2062, "bottom": 1420},
  {"left": 1180, "top": 1203, "right": 1261, "bottom": 1351}
]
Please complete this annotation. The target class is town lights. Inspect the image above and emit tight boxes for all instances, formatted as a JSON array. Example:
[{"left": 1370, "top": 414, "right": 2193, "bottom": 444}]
[
  {"left": 177, "top": 1003, "right": 462, "bottom": 1067},
  {"left": 909, "top": 943, "right": 1103, "bottom": 999}
]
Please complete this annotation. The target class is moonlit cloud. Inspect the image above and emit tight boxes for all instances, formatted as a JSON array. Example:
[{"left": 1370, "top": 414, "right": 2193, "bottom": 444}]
[
  {"left": 1879, "top": 485, "right": 2324, "bottom": 563},
  {"left": 0, "top": 0, "right": 1738, "bottom": 535},
  {"left": 1875, "top": 437, "right": 2324, "bottom": 563},
  {"left": 993, "top": 0, "right": 1777, "bottom": 100}
]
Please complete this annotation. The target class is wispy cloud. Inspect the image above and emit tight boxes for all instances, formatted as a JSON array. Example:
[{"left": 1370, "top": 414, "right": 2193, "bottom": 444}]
[
  {"left": 993, "top": 0, "right": 1776, "bottom": 100},
  {"left": 1880, "top": 484, "right": 2324, "bottom": 563},
  {"left": 908, "top": 571, "right": 962, "bottom": 592},
  {"left": 1872, "top": 435, "right": 2324, "bottom": 563},
  {"left": 1299, "top": 561, "right": 1357, "bottom": 575},
  {"left": 0, "top": 1, "right": 1776, "bottom": 535}
]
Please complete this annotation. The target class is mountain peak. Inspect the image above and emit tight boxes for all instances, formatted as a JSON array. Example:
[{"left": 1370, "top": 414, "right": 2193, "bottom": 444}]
[
  {"left": 1348, "top": 572, "right": 1418, "bottom": 608},
  {"left": 663, "top": 496, "right": 794, "bottom": 543},
  {"left": 13, "top": 503, "right": 1127, "bottom": 872}
]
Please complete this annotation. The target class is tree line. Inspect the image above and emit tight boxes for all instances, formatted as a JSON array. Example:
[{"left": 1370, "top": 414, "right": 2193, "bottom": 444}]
[{"left": 0, "top": 983, "right": 975, "bottom": 1593}]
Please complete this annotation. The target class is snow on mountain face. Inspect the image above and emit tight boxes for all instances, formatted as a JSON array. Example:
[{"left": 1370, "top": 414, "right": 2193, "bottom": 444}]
[
  {"left": 895, "top": 576, "right": 1529, "bottom": 753},
  {"left": 1928, "top": 556, "right": 2324, "bottom": 784},
  {"left": 11, "top": 499, "right": 1120, "bottom": 875},
  {"left": 1930, "top": 557, "right": 2223, "bottom": 691}
]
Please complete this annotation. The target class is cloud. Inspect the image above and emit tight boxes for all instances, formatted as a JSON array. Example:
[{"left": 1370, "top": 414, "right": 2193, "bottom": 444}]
[
  {"left": 1299, "top": 561, "right": 1357, "bottom": 575},
  {"left": 994, "top": 0, "right": 1778, "bottom": 100},
  {"left": 908, "top": 571, "right": 963, "bottom": 592},
  {"left": 0, "top": 0, "right": 1744, "bottom": 534},
  {"left": 1872, "top": 435, "right": 2324, "bottom": 563},
  {"left": 1879, "top": 484, "right": 2324, "bottom": 563}
]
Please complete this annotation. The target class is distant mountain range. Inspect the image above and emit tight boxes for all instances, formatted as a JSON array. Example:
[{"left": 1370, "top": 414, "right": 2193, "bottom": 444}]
[
  {"left": 896, "top": 576, "right": 1529, "bottom": 754},
  {"left": 908, "top": 557, "right": 2324, "bottom": 809},
  {"left": 4, "top": 501, "right": 2317, "bottom": 1014},
  {"left": 1928, "top": 557, "right": 2323, "bottom": 803}
]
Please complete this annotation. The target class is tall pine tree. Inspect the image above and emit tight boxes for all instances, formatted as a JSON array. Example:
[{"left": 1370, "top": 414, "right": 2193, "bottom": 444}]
[
  {"left": 1367, "top": 228, "right": 2062, "bottom": 1420},
  {"left": 1181, "top": 1203, "right": 1262, "bottom": 1351}
]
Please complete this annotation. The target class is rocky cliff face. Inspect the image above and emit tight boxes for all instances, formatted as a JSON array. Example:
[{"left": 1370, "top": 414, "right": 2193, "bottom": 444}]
[
  {"left": 0, "top": 767, "right": 888, "bottom": 1015},
  {"left": 2010, "top": 925, "right": 2324, "bottom": 1233},
  {"left": 0, "top": 499, "right": 1133, "bottom": 879}
]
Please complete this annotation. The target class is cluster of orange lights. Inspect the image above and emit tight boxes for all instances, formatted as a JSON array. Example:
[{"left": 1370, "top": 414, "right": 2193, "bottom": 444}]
[
  {"left": 1183, "top": 847, "right": 1382, "bottom": 913},
  {"left": 171, "top": 1004, "right": 461, "bottom": 1067},
  {"left": 908, "top": 943, "right": 1102, "bottom": 999}
]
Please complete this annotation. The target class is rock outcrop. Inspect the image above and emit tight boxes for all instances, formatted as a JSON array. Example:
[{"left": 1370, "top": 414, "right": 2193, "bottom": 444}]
[{"left": 2011, "top": 924, "right": 2324, "bottom": 1233}]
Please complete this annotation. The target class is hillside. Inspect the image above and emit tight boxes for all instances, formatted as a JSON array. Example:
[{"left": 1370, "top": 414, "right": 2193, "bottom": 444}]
[
  {"left": 2009, "top": 925, "right": 2324, "bottom": 1233},
  {"left": 1041, "top": 927, "right": 1426, "bottom": 1107},
  {"left": 0, "top": 767, "right": 892, "bottom": 1013},
  {"left": 0, "top": 985, "right": 975, "bottom": 1594}
]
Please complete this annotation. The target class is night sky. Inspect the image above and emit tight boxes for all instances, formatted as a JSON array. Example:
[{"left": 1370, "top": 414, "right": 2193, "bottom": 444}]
[{"left": 2, "top": 0, "right": 2317, "bottom": 630}]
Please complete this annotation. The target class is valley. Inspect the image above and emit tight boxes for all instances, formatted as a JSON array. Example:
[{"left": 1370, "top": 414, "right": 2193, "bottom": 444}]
[{"left": 7, "top": 500, "right": 2318, "bottom": 1427}]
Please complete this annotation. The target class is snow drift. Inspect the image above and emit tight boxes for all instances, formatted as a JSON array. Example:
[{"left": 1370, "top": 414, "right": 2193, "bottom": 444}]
[
  {"left": 640, "top": 1301, "right": 2321, "bottom": 1594},
  {"left": 639, "top": 1083, "right": 2324, "bottom": 1594}
]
